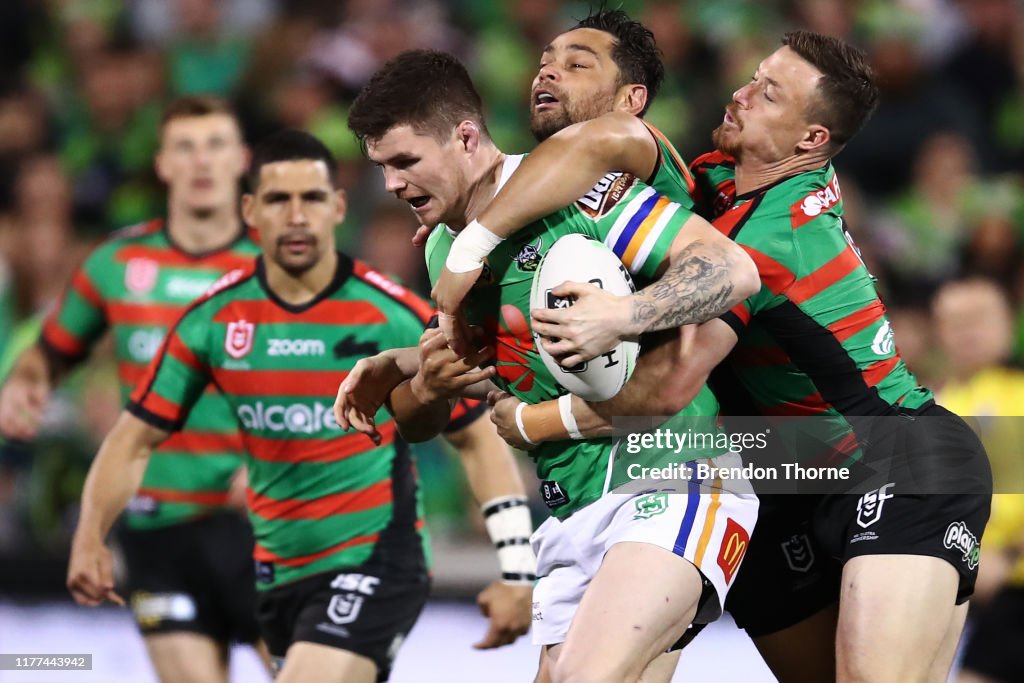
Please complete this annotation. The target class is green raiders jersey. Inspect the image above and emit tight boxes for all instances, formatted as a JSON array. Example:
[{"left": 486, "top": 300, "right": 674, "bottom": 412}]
[
  {"left": 129, "top": 254, "right": 454, "bottom": 589},
  {"left": 690, "top": 152, "right": 932, "bottom": 461},
  {"left": 426, "top": 152, "right": 724, "bottom": 519},
  {"left": 40, "top": 219, "right": 261, "bottom": 529}
]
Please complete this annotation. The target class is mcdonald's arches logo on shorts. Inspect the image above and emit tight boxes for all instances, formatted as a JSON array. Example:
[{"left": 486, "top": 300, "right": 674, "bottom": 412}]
[{"left": 717, "top": 517, "right": 749, "bottom": 584}]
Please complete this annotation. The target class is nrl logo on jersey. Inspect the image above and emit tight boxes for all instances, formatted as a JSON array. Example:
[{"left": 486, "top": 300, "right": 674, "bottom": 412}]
[
  {"left": 513, "top": 237, "right": 543, "bottom": 272},
  {"left": 225, "top": 319, "right": 255, "bottom": 359},
  {"left": 125, "top": 258, "right": 159, "bottom": 295},
  {"left": 576, "top": 172, "right": 638, "bottom": 219}
]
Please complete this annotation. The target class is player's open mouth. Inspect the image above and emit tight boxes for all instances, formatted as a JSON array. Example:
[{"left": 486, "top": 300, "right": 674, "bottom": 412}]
[
  {"left": 408, "top": 196, "right": 430, "bottom": 210},
  {"left": 534, "top": 90, "right": 559, "bottom": 110}
]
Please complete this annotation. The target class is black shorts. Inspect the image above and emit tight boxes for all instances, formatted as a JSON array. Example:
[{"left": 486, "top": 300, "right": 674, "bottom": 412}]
[
  {"left": 960, "top": 585, "right": 1024, "bottom": 682},
  {"left": 256, "top": 564, "right": 429, "bottom": 681},
  {"left": 725, "top": 494, "right": 841, "bottom": 637},
  {"left": 118, "top": 511, "right": 260, "bottom": 643},
  {"left": 727, "top": 403, "right": 992, "bottom": 635}
]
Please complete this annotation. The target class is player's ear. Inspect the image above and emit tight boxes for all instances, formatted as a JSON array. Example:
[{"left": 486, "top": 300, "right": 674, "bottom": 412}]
[
  {"left": 797, "top": 124, "right": 831, "bottom": 153},
  {"left": 334, "top": 188, "right": 348, "bottom": 224},
  {"left": 617, "top": 84, "right": 648, "bottom": 116},
  {"left": 241, "top": 193, "right": 255, "bottom": 225},
  {"left": 456, "top": 120, "right": 480, "bottom": 154}
]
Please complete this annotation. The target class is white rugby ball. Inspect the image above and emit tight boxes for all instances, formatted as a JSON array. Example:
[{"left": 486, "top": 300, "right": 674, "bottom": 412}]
[{"left": 530, "top": 233, "right": 639, "bottom": 402}]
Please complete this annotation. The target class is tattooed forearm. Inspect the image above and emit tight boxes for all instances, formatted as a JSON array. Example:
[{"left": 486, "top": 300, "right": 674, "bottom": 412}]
[{"left": 628, "top": 239, "right": 739, "bottom": 333}]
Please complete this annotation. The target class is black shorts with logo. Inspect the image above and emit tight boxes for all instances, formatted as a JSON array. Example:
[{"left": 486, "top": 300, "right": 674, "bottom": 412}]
[
  {"left": 256, "top": 564, "right": 430, "bottom": 681},
  {"left": 118, "top": 511, "right": 261, "bottom": 643},
  {"left": 727, "top": 402, "right": 991, "bottom": 635}
]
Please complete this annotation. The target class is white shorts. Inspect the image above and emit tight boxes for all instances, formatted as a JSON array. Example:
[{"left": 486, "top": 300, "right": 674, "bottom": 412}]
[{"left": 530, "top": 452, "right": 759, "bottom": 646}]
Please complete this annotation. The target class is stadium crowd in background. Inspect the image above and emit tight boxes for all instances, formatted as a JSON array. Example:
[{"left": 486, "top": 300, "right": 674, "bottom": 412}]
[{"left": 0, "top": 0, "right": 1022, "bottom": 645}]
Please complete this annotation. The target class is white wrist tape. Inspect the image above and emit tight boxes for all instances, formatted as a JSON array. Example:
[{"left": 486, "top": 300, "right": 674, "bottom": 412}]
[
  {"left": 559, "top": 394, "right": 584, "bottom": 440},
  {"left": 514, "top": 401, "right": 535, "bottom": 445},
  {"left": 446, "top": 220, "right": 504, "bottom": 273},
  {"left": 482, "top": 496, "right": 536, "bottom": 584}
]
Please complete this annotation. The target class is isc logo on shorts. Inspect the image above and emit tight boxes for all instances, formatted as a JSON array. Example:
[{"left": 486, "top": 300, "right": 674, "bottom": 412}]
[{"left": 326, "top": 573, "right": 380, "bottom": 626}]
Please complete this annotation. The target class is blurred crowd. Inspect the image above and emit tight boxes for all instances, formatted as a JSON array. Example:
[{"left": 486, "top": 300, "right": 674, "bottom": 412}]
[{"left": 0, "top": 0, "right": 1023, "bottom": 595}]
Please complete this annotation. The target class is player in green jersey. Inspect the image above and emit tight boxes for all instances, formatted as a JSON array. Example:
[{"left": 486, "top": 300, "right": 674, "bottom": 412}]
[
  {"left": 0, "top": 96, "right": 269, "bottom": 683},
  {"left": 65, "top": 130, "right": 533, "bottom": 682},
  {"left": 455, "top": 31, "right": 992, "bottom": 683},
  {"left": 347, "top": 44, "right": 760, "bottom": 683}
]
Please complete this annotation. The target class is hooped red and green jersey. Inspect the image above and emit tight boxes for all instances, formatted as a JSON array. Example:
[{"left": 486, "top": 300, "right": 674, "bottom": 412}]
[
  {"left": 128, "top": 253, "right": 478, "bottom": 589},
  {"left": 691, "top": 152, "right": 932, "bottom": 457},
  {"left": 39, "top": 219, "right": 261, "bottom": 529},
  {"left": 426, "top": 148, "right": 725, "bottom": 519}
]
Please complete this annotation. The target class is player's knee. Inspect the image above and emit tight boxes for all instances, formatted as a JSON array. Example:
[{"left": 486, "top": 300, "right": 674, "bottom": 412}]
[{"left": 837, "top": 656, "right": 924, "bottom": 683}]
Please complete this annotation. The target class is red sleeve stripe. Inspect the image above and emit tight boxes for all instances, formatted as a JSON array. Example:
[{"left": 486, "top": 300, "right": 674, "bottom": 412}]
[
  {"left": 167, "top": 333, "right": 202, "bottom": 371},
  {"left": 160, "top": 430, "right": 244, "bottom": 454},
  {"left": 40, "top": 319, "right": 86, "bottom": 357},
  {"left": 136, "top": 487, "right": 229, "bottom": 506},
  {"left": 216, "top": 369, "right": 349, "bottom": 397},
  {"left": 134, "top": 390, "right": 183, "bottom": 422},
  {"left": 863, "top": 356, "right": 900, "bottom": 388},
  {"left": 107, "top": 302, "right": 185, "bottom": 328},
  {"left": 71, "top": 270, "right": 104, "bottom": 309},
  {"left": 211, "top": 300, "right": 386, "bottom": 325},
  {"left": 351, "top": 260, "right": 435, "bottom": 324},
  {"left": 253, "top": 532, "right": 381, "bottom": 567},
  {"left": 741, "top": 245, "right": 796, "bottom": 295},
  {"left": 730, "top": 303, "right": 751, "bottom": 327},
  {"left": 246, "top": 480, "right": 393, "bottom": 521},
  {"left": 827, "top": 300, "right": 887, "bottom": 343},
  {"left": 787, "top": 247, "right": 863, "bottom": 305},
  {"left": 641, "top": 120, "right": 696, "bottom": 194},
  {"left": 242, "top": 422, "right": 397, "bottom": 464}
]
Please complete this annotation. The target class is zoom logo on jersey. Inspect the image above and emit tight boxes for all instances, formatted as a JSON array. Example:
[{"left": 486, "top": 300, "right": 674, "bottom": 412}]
[
  {"left": 856, "top": 482, "right": 894, "bottom": 528},
  {"left": 944, "top": 521, "right": 980, "bottom": 570},
  {"left": 237, "top": 401, "right": 339, "bottom": 433},
  {"left": 267, "top": 338, "right": 325, "bottom": 356}
]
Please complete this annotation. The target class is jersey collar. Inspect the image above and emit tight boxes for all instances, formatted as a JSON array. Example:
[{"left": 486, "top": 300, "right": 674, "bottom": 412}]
[{"left": 255, "top": 250, "right": 353, "bottom": 313}]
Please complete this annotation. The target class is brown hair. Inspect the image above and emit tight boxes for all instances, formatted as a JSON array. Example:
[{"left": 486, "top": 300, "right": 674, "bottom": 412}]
[
  {"left": 348, "top": 49, "right": 489, "bottom": 148},
  {"left": 782, "top": 31, "right": 879, "bottom": 150},
  {"left": 160, "top": 95, "right": 239, "bottom": 130}
]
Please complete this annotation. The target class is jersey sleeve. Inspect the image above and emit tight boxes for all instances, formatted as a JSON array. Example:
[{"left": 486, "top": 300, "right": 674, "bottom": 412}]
[
  {"left": 38, "top": 249, "right": 110, "bottom": 364},
  {"left": 640, "top": 120, "right": 697, "bottom": 208},
  {"left": 127, "top": 303, "right": 214, "bottom": 432}
]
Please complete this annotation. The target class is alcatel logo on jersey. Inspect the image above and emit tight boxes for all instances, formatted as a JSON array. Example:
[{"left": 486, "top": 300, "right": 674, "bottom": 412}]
[
  {"left": 224, "top": 320, "right": 255, "bottom": 359},
  {"left": 125, "top": 258, "right": 159, "bottom": 295},
  {"left": 237, "top": 401, "right": 339, "bottom": 433},
  {"left": 267, "top": 338, "right": 325, "bottom": 356}
]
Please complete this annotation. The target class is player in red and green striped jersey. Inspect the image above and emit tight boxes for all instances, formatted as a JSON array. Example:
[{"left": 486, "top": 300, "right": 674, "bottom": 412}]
[
  {"left": 459, "top": 31, "right": 992, "bottom": 683},
  {"left": 0, "top": 96, "right": 268, "bottom": 683},
  {"left": 66, "top": 130, "right": 532, "bottom": 683}
]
